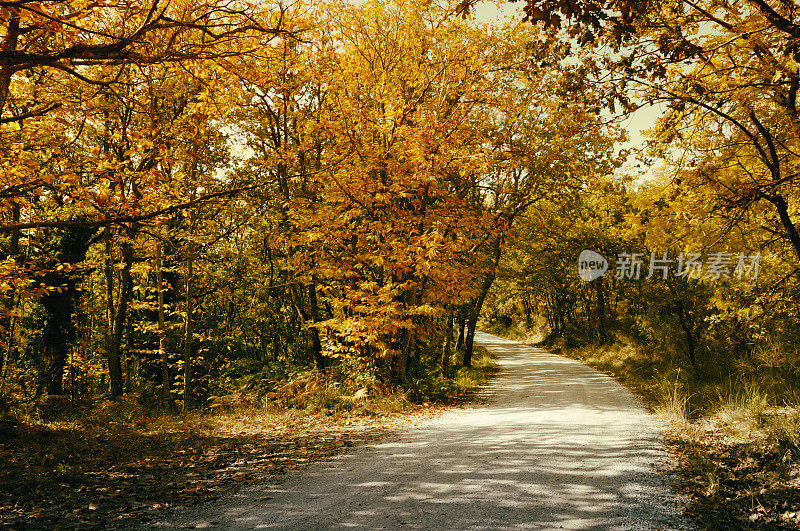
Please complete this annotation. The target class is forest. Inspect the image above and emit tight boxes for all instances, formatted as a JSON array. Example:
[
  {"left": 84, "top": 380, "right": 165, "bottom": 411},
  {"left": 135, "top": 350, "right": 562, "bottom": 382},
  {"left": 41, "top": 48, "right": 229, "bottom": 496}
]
[
  {"left": 0, "top": 0, "right": 625, "bottom": 409},
  {"left": 1, "top": 0, "right": 800, "bottom": 527}
]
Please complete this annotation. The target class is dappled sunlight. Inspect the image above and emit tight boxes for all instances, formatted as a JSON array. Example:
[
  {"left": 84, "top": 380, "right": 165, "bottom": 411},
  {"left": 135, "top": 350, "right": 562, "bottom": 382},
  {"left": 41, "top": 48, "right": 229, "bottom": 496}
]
[{"left": 153, "top": 332, "right": 688, "bottom": 530}]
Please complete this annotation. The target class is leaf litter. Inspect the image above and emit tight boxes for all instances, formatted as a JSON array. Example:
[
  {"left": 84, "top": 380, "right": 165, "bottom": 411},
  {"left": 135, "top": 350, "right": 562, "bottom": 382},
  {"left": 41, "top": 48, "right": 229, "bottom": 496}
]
[{"left": 0, "top": 404, "right": 441, "bottom": 529}]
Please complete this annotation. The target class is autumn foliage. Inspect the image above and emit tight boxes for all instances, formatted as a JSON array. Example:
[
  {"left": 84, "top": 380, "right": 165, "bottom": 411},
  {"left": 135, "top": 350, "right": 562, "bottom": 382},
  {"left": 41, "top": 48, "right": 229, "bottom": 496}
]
[
  {"left": 0, "top": 0, "right": 620, "bottom": 407},
  {"left": 4, "top": 0, "right": 800, "bottom": 525}
]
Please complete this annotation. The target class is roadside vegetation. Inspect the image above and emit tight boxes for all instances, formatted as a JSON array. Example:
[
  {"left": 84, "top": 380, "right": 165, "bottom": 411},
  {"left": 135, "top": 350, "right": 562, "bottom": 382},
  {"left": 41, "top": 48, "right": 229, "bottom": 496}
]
[
  {"left": 0, "top": 346, "right": 497, "bottom": 528},
  {"left": 485, "top": 313, "right": 800, "bottom": 528},
  {"left": 484, "top": 179, "right": 800, "bottom": 528},
  {"left": 554, "top": 334, "right": 800, "bottom": 529}
]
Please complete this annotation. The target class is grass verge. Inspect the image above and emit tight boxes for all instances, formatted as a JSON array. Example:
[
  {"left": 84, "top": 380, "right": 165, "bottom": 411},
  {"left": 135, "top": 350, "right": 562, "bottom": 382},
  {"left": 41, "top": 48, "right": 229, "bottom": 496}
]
[{"left": 557, "top": 339, "right": 800, "bottom": 529}]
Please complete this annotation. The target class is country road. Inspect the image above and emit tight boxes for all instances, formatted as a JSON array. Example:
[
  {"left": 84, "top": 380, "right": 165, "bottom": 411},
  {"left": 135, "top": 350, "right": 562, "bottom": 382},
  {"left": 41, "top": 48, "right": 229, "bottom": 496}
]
[{"left": 152, "top": 332, "right": 691, "bottom": 530}]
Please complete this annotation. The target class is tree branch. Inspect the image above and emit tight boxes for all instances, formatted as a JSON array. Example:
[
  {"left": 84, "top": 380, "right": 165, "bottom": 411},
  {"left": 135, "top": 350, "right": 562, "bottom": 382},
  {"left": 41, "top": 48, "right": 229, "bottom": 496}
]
[{"left": 0, "top": 185, "right": 261, "bottom": 233}]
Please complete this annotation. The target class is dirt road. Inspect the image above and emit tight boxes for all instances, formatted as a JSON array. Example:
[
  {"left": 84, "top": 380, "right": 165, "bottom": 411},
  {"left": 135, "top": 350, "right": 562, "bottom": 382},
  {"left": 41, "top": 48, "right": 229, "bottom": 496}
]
[{"left": 151, "top": 332, "right": 690, "bottom": 530}]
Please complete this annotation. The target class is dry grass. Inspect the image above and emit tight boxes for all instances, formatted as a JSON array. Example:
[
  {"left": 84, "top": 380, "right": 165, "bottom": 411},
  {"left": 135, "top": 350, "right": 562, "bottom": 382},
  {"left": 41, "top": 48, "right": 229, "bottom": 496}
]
[{"left": 547, "top": 334, "right": 800, "bottom": 529}]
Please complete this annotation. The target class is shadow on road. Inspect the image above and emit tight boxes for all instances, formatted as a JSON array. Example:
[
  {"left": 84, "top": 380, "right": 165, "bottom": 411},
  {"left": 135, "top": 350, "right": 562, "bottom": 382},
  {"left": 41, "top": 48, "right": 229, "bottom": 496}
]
[{"left": 156, "top": 332, "right": 689, "bottom": 530}]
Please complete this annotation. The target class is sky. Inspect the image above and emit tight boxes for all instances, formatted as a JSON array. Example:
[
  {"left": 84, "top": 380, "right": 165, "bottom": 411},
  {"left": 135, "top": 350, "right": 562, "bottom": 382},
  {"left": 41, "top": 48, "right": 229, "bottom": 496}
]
[
  {"left": 472, "top": 0, "right": 525, "bottom": 23},
  {"left": 471, "top": 0, "right": 665, "bottom": 178}
]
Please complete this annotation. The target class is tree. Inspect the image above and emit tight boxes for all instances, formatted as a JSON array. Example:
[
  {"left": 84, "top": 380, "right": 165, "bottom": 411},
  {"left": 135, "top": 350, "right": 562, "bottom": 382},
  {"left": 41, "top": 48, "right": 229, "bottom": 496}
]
[
  {"left": 275, "top": 0, "right": 624, "bottom": 371},
  {"left": 512, "top": 0, "right": 800, "bottom": 264},
  {"left": 455, "top": 24, "right": 625, "bottom": 363},
  {"left": 0, "top": 0, "right": 292, "bottom": 120},
  {"left": 0, "top": 0, "right": 628, "bottom": 407},
  {"left": 0, "top": 0, "right": 293, "bottom": 236},
  {"left": 38, "top": 225, "right": 98, "bottom": 394},
  {"left": 0, "top": 0, "right": 294, "bottom": 397}
]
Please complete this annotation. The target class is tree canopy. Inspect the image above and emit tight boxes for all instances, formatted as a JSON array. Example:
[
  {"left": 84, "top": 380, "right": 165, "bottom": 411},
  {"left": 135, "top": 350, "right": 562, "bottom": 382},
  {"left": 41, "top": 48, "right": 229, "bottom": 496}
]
[{"left": 0, "top": 0, "right": 623, "bottom": 406}]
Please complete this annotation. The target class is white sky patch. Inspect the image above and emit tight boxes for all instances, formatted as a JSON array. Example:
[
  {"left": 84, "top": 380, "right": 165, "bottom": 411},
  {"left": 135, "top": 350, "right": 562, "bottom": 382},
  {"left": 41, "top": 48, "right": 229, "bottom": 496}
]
[
  {"left": 471, "top": 0, "right": 525, "bottom": 24},
  {"left": 621, "top": 101, "right": 666, "bottom": 149},
  {"left": 615, "top": 101, "right": 667, "bottom": 184}
]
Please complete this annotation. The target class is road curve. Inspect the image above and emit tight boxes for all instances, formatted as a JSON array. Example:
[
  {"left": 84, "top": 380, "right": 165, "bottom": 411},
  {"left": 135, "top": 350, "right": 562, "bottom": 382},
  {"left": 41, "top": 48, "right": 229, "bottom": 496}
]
[{"left": 152, "top": 332, "right": 691, "bottom": 530}]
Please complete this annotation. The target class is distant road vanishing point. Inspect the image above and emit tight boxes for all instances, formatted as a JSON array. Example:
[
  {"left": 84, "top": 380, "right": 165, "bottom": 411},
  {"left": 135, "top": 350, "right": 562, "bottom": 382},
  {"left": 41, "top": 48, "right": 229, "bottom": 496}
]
[{"left": 151, "top": 331, "right": 692, "bottom": 530}]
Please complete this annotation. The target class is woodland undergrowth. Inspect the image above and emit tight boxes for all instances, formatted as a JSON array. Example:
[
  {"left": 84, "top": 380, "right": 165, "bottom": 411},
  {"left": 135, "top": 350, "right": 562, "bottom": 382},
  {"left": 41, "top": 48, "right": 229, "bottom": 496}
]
[{"left": 0, "top": 347, "right": 497, "bottom": 529}]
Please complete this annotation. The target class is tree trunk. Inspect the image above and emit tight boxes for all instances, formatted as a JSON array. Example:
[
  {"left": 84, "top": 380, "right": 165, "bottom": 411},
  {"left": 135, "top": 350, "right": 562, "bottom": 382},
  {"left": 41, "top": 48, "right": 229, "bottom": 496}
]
[
  {"left": 307, "top": 280, "right": 325, "bottom": 370},
  {"left": 595, "top": 277, "right": 607, "bottom": 343},
  {"left": 771, "top": 194, "right": 800, "bottom": 263},
  {"left": 442, "top": 311, "right": 453, "bottom": 378},
  {"left": 0, "top": 203, "right": 20, "bottom": 390},
  {"left": 463, "top": 243, "right": 502, "bottom": 367},
  {"left": 183, "top": 248, "right": 194, "bottom": 411},
  {"left": 456, "top": 312, "right": 465, "bottom": 353},
  {"left": 463, "top": 271, "right": 493, "bottom": 367},
  {"left": 42, "top": 292, "right": 72, "bottom": 395},
  {"left": 675, "top": 300, "right": 697, "bottom": 369},
  {"left": 0, "top": 294, "right": 13, "bottom": 392},
  {"left": 155, "top": 242, "right": 170, "bottom": 406},
  {"left": 522, "top": 291, "right": 533, "bottom": 330},
  {"left": 394, "top": 329, "right": 413, "bottom": 383},
  {"left": 40, "top": 226, "right": 95, "bottom": 395},
  {"left": 104, "top": 231, "right": 122, "bottom": 397},
  {"left": 105, "top": 231, "right": 133, "bottom": 398},
  {"left": 0, "top": 15, "right": 20, "bottom": 118},
  {"left": 111, "top": 241, "right": 134, "bottom": 397},
  {"left": 290, "top": 280, "right": 325, "bottom": 371}
]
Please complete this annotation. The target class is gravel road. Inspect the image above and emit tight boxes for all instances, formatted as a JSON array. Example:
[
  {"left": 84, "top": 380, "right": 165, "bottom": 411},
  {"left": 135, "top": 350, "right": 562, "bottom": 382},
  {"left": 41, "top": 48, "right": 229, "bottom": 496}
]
[{"left": 151, "top": 332, "right": 692, "bottom": 530}]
